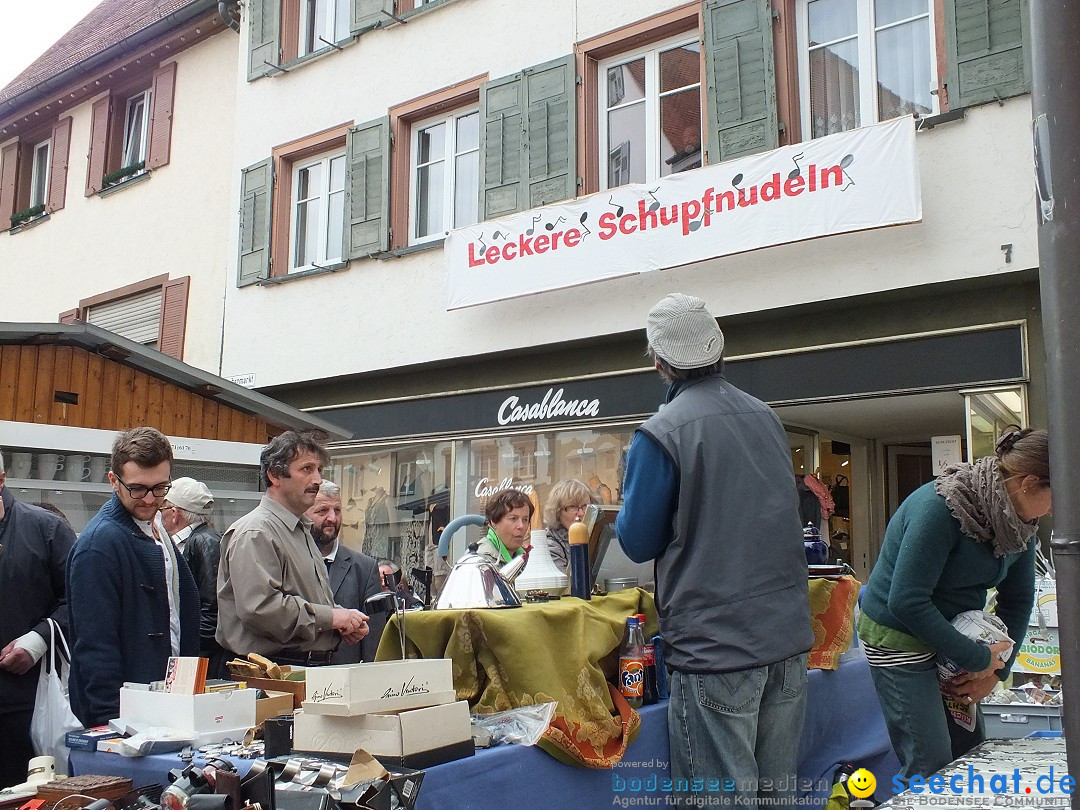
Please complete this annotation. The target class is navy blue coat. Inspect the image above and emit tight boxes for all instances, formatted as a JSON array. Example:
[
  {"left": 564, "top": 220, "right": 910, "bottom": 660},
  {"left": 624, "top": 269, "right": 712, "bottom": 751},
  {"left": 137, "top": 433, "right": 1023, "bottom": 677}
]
[{"left": 68, "top": 496, "right": 200, "bottom": 727}]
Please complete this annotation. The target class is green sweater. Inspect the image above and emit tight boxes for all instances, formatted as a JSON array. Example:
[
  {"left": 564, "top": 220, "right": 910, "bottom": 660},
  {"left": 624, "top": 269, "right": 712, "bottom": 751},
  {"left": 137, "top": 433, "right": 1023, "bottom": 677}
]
[{"left": 858, "top": 481, "right": 1035, "bottom": 675}]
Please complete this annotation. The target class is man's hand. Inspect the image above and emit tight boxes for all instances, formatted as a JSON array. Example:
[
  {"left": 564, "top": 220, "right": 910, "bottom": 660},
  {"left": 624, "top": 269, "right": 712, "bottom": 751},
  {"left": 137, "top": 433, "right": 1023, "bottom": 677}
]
[
  {"left": 332, "top": 608, "right": 370, "bottom": 645},
  {"left": 0, "top": 642, "right": 35, "bottom": 675}
]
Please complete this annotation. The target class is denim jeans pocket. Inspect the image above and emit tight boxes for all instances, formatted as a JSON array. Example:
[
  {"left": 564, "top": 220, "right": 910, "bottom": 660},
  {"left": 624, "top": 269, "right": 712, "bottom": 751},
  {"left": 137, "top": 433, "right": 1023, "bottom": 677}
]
[
  {"left": 781, "top": 653, "right": 808, "bottom": 698},
  {"left": 697, "top": 667, "right": 768, "bottom": 713}
]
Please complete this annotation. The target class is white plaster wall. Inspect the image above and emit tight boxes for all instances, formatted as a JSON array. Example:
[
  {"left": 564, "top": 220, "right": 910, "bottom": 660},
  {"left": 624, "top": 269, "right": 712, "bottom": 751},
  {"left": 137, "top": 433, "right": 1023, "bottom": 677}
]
[
  {"left": 0, "top": 30, "right": 238, "bottom": 373},
  {"left": 220, "top": 0, "right": 1038, "bottom": 389}
]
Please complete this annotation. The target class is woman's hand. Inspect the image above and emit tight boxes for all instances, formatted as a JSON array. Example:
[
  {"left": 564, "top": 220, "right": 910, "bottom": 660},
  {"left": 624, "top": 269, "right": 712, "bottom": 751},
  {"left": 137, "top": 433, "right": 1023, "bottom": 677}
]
[{"left": 946, "top": 640, "right": 1012, "bottom": 704}]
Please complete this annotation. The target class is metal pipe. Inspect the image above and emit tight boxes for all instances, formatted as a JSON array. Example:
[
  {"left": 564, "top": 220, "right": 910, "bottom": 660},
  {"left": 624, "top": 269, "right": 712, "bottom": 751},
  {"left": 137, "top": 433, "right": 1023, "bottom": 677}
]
[{"left": 1030, "top": 3, "right": 1080, "bottom": 803}]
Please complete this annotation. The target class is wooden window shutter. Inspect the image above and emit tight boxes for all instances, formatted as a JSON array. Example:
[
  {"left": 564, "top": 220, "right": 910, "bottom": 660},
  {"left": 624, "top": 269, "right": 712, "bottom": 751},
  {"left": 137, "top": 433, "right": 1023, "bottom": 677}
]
[
  {"left": 280, "top": 0, "right": 300, "bottom": 62},
  {"left": 350, "top": 0, "right": 392, "bottom": 36},
  {"left": 147, "top": 62, "right": 177, "bottom": 170},
  {"left": 522, "top": 55, "right": 577, "bottom": 210},
  {"left": 158, "top": 276, "right": 190, "bottom": 359},
  {"left": 0, "top": 140, "right": 19, "bottom": 233},
  {"left": 248, "top": 0, "right": 282, "bottom": 80},
  {"left": 344, "top": 116, "right": 390, "bottom": 259},
  {"left": 238, "top": 158, "right": 274, "bottom": 286},
  {"left": 479, "top": 70, "right": 525, "bottom": 220},
  {"left": 47, "top": 117, "right": 73, "bottom": 213},
  {"left": 702, "top": 0, "right": 778, "bottom": 163},
  {"left": 945, "top": 0, "right": 1030, "bottom": 109},
  {"left": 59, "top": 308, "right": 80, "bottom": 323},
  {"left": 86, "top": 95, "right": 111, "bottom": 195}
]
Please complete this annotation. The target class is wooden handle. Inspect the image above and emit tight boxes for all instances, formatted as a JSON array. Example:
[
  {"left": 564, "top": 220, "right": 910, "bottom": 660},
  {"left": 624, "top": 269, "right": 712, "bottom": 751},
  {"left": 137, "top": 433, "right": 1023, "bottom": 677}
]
[{"left": 569, "top": 522, "right": 589, "bottom": 546}]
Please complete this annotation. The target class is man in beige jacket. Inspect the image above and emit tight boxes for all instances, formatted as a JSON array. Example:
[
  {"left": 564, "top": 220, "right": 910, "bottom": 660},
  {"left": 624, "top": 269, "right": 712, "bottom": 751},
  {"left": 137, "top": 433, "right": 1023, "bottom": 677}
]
[{"left": 217, "top": 431, "right": 367, "bottom": 666}]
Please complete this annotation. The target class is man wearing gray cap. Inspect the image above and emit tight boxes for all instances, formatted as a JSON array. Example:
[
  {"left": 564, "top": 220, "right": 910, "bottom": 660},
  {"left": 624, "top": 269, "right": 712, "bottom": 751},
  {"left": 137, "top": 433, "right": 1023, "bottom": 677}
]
[
  {"left": 161, "top": 478, "right": 224, "bottom": 677},
  {"left": 616, "top": 293, "right": 812, "bottom": 806}
]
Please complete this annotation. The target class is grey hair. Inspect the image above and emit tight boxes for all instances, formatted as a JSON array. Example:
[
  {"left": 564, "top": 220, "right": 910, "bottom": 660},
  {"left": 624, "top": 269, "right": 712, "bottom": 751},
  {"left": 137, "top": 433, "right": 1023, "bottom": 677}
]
[
  {"left": 319, "top": 480, "right": 341, "bottom": 498},
  {"left": 175, "top": 506, "right": 204, "bottom": 525},
  {"left": 0, "top": 450, "right": 5, "bottom": 474}
]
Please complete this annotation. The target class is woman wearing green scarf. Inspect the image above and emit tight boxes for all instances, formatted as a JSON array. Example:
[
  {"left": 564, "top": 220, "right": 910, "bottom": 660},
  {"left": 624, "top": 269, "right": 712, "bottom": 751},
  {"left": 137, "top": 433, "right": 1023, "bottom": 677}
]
[
  {"left": 858, "top": 428, "right": 1053, "bottom": 780},
  {"left": 475, "top": 488, "right": 534, "bottom": 563}
]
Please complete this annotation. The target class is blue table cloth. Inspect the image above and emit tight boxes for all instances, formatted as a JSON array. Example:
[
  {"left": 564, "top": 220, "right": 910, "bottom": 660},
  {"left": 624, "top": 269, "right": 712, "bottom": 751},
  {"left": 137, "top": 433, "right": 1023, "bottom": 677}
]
[{"left": 71, "top": 653, "right": 899, "bottom": 807}]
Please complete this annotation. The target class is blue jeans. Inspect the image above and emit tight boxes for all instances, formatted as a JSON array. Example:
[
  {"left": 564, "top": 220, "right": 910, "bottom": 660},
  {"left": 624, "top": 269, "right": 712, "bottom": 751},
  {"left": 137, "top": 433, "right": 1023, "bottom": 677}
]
[
  {"left": 668, "top": 652, "right": 808, "bottom": 806},
  {"left": 868, "top": 658, "right": 985, "bottom": 779}
]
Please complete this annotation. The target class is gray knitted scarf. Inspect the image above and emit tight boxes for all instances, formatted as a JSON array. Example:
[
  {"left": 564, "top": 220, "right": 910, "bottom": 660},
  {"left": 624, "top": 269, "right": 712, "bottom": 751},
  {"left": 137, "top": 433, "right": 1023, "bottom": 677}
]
[{"left": 934, "top": 455, "right": 1038, "bottom": 558}]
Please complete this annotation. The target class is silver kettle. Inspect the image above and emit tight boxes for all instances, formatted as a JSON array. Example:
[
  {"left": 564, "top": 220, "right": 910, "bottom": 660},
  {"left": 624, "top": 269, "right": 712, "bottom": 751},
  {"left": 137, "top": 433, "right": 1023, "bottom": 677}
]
[{"left": 434, "top": 543, "right": 527, "bottom": 609}]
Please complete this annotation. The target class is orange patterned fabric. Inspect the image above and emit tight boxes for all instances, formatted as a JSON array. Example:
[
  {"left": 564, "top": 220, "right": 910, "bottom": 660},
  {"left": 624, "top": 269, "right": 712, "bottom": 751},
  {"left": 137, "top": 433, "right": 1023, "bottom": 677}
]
[{"left": 808, "top": 575, "right": 861, "bottom": 670}]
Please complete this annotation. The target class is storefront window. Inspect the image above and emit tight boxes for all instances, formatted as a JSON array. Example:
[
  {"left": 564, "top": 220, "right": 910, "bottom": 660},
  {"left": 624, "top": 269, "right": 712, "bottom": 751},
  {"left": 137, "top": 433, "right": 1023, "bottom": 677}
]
[
  {"left": 462, "top": 427, "right": 634, "bottom": 528},
  {"left": 327, "top": 441, "right": 453, "bottom": 579},
  {"left": 965, "top": 386, "right": 1027, "bottom": 462}
]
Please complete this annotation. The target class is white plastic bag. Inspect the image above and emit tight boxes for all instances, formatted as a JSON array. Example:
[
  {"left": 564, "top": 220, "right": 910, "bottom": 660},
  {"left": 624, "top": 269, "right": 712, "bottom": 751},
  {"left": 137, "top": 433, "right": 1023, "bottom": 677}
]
[
  {"left": 29, "top": 619, "right": 81, "bottom": 771},
  {"left": 937, "top": 610, "right": 1013, "bottom": 733}
]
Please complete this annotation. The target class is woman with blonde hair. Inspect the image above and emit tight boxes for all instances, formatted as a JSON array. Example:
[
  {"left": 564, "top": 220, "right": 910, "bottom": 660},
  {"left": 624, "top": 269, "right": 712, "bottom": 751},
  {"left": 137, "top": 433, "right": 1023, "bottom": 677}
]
[{"left": 543, "top": 479, "right": 597, "bottom": 573}]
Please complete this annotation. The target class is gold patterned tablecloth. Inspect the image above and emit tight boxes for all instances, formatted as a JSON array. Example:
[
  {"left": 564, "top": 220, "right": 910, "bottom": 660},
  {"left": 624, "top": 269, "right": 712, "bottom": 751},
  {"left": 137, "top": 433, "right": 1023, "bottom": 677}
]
[
  {"left": 376, "top": 579, "right": 859, "bottom": 767},
  {"left": 376, "top": 589, "right": 657, "bottom": 768}
]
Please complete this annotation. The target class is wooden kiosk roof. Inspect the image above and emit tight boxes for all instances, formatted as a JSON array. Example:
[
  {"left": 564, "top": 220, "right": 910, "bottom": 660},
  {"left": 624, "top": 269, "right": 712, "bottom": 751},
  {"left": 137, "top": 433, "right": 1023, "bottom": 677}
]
[{"left": 0, "top": 322, "right": 349, "bottom": 443}]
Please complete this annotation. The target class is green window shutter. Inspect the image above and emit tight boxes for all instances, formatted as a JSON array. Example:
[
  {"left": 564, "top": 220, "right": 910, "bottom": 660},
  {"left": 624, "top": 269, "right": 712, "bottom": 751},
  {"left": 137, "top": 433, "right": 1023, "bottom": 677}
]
[
  {"left": 523, "top": 55, "right": 577, "bottom": 209},
  {"left": 945, "top": 0, "right": 1029, "bottom": 108},
  {"left": 479, "top": 70, "right": 525, "bottom": 220},
  {"left": 479, "top": 55, "right": 577, "bottom": 220},
  {"left": 344, "top": 117, "right": 390, "bottom": 259},
  {"left": 703, "top": 0, "right": 778, "bottom": 164},
  {"left": 237, "top": 158, "right": 273, "bottom": 287},
  {"left": 248, "top": 0, "right": 281, "bottom": 81},
  {"left": 350, "top": 0, "right": 392, "bottom": 35}
]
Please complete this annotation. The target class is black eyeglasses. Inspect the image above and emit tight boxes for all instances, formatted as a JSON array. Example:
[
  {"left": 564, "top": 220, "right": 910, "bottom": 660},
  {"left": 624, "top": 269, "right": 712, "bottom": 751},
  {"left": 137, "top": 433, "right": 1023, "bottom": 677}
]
[{"left": 115, "top": 474, "right": 171, "bottom": 499}]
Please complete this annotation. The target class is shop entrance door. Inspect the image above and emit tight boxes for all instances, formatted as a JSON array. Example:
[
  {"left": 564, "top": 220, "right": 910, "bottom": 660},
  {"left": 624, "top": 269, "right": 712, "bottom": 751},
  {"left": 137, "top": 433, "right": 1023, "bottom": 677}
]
[{"left": 886, "top": 445, "right": 933, "bottom": 518}]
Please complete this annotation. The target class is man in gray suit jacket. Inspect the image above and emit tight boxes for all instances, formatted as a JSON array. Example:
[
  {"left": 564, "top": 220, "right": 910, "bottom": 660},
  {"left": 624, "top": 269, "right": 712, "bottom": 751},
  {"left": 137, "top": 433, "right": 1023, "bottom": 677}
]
[{"left": 307, "top": 481, "right": 385, "bottom": 663}]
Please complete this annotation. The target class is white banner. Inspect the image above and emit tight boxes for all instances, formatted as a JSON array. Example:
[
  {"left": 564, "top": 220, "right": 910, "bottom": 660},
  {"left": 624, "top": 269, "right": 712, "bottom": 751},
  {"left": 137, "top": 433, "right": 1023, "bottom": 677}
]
[{"left": 445, "top": 117, "right": 921, "bottom": 309}]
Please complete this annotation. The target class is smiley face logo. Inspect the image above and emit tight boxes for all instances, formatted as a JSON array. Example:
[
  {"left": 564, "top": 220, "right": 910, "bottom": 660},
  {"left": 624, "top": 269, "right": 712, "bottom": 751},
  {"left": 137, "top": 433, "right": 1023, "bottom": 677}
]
[{"left": 847, "top": 768, "right": 877, "bottom": 799}]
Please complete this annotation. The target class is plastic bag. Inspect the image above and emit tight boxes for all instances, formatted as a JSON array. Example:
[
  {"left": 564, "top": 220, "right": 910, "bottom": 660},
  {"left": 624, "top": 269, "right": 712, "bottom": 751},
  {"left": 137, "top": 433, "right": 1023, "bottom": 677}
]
[
  {"left": 937, "top": 610, "right": 1013, "bottom": 732},
  {"left": 119, "top": 727, "right": 198, "bottom": 757},
  {"left": 29, "top": 619, "right": 82, "bottom": 772},
  {"left": 471, "top": 701, "right": 556, "bottom": 746}
]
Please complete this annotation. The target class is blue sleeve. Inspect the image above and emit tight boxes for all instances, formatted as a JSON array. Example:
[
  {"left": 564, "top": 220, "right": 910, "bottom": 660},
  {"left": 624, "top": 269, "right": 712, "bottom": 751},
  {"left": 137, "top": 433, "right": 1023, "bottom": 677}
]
[
  {"left": 615, "top": 431, "right": 678, "bottom": 563},
  {"left": 68, "top": 540, "right": 125, "bottom": 727}
]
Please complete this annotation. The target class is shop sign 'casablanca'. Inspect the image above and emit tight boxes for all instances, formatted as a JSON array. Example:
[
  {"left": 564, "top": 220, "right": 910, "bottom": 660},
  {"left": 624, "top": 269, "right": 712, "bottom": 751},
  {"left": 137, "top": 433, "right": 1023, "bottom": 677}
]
[{"left": 445, "top": 117, "right": 921, "bottom": 309}]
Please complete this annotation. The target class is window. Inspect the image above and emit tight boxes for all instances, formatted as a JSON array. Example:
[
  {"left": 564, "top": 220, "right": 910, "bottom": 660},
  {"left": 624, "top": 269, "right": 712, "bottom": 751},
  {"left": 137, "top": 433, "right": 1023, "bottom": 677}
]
[
  {"left": 62, "top": 274, "right": 191, "bottom": 359},
  {"left": 300, "top": 0, "right": 350, "bottom": 56},
  {"left": 87, "top": 288, "right": 164, "bottom": 349},
  {"left": 291, "top": 149, "right": 346, "bottom": 272},
  {"left": 0, "top": 116, "right": 71, "bottom": 231},
  {"left": 122, "top": 90, "right": 151, "bottom": 168},
  {"left": 798, "top": 0, "right": 937, "bottom": 139},
  {"left": 410, "top": 109, "right": 479, "bottom": 243},
  {"left": 29, "top": 140, "right": 51, "bottom": 209},
  {"left": 597, "top": 35, "right": 702, "bottom": 190},
  {"left": 85, "top": 62, "right": 176, "bottom": 195}
]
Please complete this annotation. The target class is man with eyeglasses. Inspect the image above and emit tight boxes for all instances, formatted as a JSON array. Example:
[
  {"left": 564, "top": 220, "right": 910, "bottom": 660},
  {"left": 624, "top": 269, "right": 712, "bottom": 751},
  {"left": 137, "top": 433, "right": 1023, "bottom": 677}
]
[{"left": 68, "top": 427, "right": 200, "bottom": 727}]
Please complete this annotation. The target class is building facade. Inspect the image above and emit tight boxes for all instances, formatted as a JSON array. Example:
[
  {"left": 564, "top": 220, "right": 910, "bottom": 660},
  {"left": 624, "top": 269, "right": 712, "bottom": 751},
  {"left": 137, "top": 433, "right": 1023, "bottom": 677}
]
[{"left": 0, "top": 0, "right": 240, "bottom": 372}]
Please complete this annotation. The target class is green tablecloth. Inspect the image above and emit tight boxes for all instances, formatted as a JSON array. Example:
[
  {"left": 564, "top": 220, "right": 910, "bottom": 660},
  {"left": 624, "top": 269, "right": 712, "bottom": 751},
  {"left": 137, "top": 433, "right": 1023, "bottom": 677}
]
[{"left": 377, "top": 589, "right": 657, "bottom": 767}]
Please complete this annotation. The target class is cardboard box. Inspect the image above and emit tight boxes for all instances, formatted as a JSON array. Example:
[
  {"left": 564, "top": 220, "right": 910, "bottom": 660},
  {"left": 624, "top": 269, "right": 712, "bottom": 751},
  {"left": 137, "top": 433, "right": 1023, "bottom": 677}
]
[
  {"left": 1014, "top": 627, "right": 1061, "bottom": 675},
  {"left": 65, "top": 726, "right": 118, "bottom": 751},
  {"left": 257, "top": 691, "right": 295, "bottom": 726},
  {"left": 302, "top": 659, "right": 455, "bottom": 717},
  {"left": 293, "top": 700, "right": 474, "bottom": 768},
  {"left": 119, "top": 686, "right": 257, "bottom": 745},
  {"left": 235, "top": 676, "right": 307, "bottom": 708}
]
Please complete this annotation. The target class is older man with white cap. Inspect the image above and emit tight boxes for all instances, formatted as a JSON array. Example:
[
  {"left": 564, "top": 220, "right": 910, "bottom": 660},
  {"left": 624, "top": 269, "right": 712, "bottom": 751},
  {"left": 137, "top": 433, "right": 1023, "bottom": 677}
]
[
  {"left": 616, "top": 293, "right": 812, "bottom": 807},
  {"left": 161, "top": 478, "right": 224, "bottom": 676}
]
